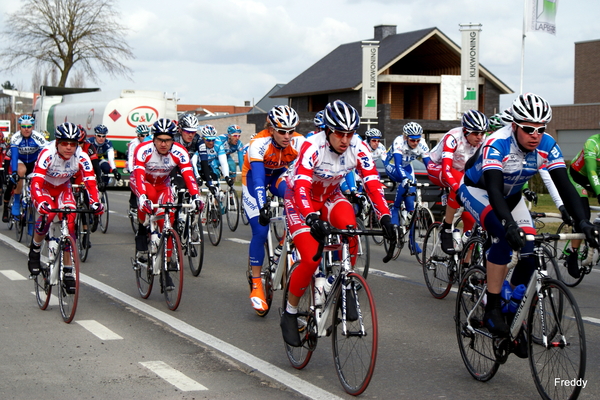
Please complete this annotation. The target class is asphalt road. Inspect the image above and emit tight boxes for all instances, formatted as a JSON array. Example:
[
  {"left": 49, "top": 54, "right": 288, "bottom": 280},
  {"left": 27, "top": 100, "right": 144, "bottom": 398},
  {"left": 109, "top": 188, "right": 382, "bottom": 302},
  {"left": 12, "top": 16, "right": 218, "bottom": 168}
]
[{"left": 0, "top": 190, "right": 599, "bottom": 400}]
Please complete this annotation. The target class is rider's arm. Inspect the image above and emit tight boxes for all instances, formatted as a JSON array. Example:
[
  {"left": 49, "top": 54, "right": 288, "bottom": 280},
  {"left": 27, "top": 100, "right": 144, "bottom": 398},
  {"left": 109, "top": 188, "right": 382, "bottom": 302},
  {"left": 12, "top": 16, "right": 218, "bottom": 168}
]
[
  {"left": 440, "top": 135, "right": 460, "bottom": 191},
  {"left": 173, "top": 144, "right": 200, "bottom": 197},
  {"left": 80, "top": 153, "right": 101, "bottom": 204},
  {"left": 196, "top": 143, "right": 213, "bottom": 185},
  {"left": 10, "top": 138, "right": 18, "bottom": 173},
  {"left": 538, "top": 168, "right": 563, "bottom": 208},
  {"left": 107, "top": 146, "right": 117, "bottom": 170},
  {"left": 237, "top": 146, "right": 244, "bottom": 172},
  {"left": 549, "top": 167, "right": 589, "bottom": 225},
  {"left": 483, "top": 168, "right": 515, "bottom": 225},
  {"left": 218, "top": 153, "right": 230, "bottom": 178},
  {"left": 250, "top": 161, "right": 268, "bottom": 209},
  {"left": 583, "top": 147, "right": 600, "bottom": 196},
  {"left": 356, "top": 141, "right": 391, "bottom": 219}
]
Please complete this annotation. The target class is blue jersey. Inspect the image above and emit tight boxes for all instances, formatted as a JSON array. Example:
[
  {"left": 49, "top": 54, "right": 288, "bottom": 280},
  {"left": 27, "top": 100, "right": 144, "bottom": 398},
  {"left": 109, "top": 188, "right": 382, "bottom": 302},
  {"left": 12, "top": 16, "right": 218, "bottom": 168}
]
[
  {"left": 10, "top": 130, "right": 48, "bottom": 171},
  {"left": 464, "top": 126, "right": 565, "bottom": 197},
  {"left": 87, "top": 137, "right": 114, "bottom": 160}
]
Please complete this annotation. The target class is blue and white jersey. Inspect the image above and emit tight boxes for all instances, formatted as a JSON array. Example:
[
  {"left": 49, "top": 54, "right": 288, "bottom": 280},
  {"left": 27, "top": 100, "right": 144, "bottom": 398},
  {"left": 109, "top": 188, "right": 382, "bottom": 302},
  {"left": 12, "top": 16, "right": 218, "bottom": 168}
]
[
  {"left": 10, "top": 130, "right": 48, "bottom": 169},
  {"left": 464, "top": 125, "right": 565, "bottom": 197},
  {"left": 87, "top": 137, "right": 117, "bottom": 169},
  {"left": 384, "top": 135, "right": 429, "bottom": 168},
  {"left": 216, "top": 134, "right": 244, "bottom": 170}
]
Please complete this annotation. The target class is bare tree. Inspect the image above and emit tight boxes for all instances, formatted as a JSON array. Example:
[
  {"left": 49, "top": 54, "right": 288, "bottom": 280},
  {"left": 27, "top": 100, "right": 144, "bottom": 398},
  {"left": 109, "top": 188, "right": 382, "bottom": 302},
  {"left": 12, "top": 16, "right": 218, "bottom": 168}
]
[
  {"left": 0, "top": 0, "right": 135, "bottom": 87},
  {"left": 69, "top": 69, "right": 86, "bottom": 88}
]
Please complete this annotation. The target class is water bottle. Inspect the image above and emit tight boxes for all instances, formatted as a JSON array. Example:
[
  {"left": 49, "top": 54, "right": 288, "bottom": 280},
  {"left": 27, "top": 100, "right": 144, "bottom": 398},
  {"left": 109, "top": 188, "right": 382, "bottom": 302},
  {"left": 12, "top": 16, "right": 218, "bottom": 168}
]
[
  {"left": 314, "top": 272, "right": 326, "bottom": 306},
  {"left": 452, "top": 228, "right": 462, "bottom": 251},
  {"left": 48, "top": 239, "right": 58, "bottom": 262},
  {"left": 500, "top": 280, "right": 513, "bottom": 314},
  {"left": 323, "top": 275, "right": 335, "bottom": 296},
  {"left": 507, "top": 284, "right": 527, "bottom": 314},
  {"left": 401, "top": 209, "right": 408, "bottom": 226},
  {"left": 461, "top": 230, "right": 471, "bottom": 245}
]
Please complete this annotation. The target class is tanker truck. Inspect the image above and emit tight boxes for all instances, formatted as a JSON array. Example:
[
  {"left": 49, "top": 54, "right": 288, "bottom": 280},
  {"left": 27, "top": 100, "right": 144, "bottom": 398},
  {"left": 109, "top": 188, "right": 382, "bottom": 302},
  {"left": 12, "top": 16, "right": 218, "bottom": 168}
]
[{"left": 32, "top": 86, "right": 178, "bottom": 176}]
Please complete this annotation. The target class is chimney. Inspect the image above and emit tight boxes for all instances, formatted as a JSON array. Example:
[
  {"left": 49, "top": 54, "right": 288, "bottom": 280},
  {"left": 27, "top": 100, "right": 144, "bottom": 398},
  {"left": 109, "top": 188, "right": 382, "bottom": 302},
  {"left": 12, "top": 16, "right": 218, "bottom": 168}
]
[{"left": 374, "top": 25, "right": 397, "bottom": 41}]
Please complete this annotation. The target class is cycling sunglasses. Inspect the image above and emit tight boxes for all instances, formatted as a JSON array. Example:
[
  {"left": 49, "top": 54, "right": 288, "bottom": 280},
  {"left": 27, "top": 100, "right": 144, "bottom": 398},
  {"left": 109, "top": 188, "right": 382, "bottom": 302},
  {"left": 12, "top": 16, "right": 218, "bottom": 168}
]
[
  {"left": 21, "top": 125, "right": 33, "bottom": 129},
  {"left": 514, "top": 122, "right": 546, "bottom": 135},
  {"left": 274, "top": 128, "right": 294, "bottom": 136},
  {"left": 331, "top": 130, "right": 355, "bottom": 139},
  {"left": 95, "top": 134, "right": 107, "bottom": 138}
]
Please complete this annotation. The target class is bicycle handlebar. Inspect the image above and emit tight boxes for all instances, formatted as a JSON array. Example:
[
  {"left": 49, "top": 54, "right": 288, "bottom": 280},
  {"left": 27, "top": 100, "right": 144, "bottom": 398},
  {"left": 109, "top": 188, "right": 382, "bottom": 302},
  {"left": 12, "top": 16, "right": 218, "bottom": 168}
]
[
  {"left": 529, "top": 211, "right": 562, "bottom": 219},
  {"left": 312, "top": 225, "right": 397, "bottom": 263},
  {"left": 47, "top": 208, "right": 94, "bottom": 214},
  {"left": 524, "top": 232, "right": 585, "bottom": 242}
]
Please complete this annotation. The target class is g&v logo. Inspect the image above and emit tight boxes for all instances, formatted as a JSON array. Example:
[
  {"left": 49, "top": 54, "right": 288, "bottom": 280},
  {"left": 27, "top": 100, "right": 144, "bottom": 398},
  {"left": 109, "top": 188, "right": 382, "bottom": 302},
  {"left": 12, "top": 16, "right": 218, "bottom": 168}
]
[{"left": 127, "top": 106, "right": 159, "bottom": 128}]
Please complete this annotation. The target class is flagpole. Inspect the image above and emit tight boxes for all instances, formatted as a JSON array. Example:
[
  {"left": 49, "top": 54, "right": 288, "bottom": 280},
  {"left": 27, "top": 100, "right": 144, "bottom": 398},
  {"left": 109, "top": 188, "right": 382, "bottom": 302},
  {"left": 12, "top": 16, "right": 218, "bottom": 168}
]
[{"left": 520, "top": 0, "right": 527, "bottom": 94}]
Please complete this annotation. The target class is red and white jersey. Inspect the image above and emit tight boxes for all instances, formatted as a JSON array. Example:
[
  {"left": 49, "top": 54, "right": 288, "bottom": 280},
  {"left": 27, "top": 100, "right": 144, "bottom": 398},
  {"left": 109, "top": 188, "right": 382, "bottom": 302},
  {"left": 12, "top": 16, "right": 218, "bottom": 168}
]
[
  {"left": 288, "top": 132, "right": 390, "bottom": 219},
  {"left": 131, "top": 140, "right": 199, "bottom": 197},
  {"left": 31, "top": 141, "right": 100, "bottom": 204},
  {"left": 428, "top": 127, "right": 480, "bottom": 171}
]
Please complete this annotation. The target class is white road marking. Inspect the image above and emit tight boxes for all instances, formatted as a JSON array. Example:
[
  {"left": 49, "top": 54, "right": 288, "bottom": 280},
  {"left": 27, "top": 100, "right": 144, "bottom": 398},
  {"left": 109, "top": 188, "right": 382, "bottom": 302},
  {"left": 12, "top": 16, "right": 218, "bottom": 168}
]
[
  {"left": 76, "top": 320, "right": 123, "bottom": 340},
  {"left": 227, "top": 238, "right": 251, "bottom": 244},
  {"left": 81, "top": 274, "right": 343, "bottom": 400},
  {"left": 369, "top": 268, "right": 406, "bottom": 279},
  {"left": 582, "top": 316, "right": 600, "bottom": 325},
  {"left": 140, "top": 361, "right": 207, "bottom": 391},
  {"left": 1, "top": 270, "right": 27, "bottom": 280},
  {"left": 30, "top": 292, "right": 59, "bottom": 306}
]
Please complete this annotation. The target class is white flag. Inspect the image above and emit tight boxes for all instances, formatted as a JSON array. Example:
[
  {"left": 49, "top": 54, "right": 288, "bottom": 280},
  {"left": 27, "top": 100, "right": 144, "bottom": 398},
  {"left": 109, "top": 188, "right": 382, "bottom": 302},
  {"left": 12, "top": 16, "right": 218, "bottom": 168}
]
[{"left": 527, "top": 0, "right": 558, "bottom": 35}]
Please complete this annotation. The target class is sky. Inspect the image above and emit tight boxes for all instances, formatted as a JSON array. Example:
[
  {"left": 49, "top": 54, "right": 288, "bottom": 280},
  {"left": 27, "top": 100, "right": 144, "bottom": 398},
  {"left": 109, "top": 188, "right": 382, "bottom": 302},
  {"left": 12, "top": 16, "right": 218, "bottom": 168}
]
[{"left": 1, "top": 0, "right": 599, "bottom": 112}]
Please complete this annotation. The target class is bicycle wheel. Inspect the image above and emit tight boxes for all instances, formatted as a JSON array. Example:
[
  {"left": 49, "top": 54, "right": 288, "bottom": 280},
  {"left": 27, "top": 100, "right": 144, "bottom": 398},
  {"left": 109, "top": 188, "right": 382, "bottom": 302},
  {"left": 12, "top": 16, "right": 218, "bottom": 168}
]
[
  {"left": 332, "top": 272, "right": 378, "bottom": 396},
  {"left": 15, "top": 199, "right": 24, "bottom": 242},
  {"left": 459, "top": 235, "right": 487, "bottom": 272},
  {"left": 158, "top": 230, "right": 184, "bottom": 311},
  {"left": 129, "top": 207, "right": 139, "bottom": 235},
  {"left": 366, "top": 208, "right": 383, "bottom": 245},
  {"left": 241, "top": 204, "right": 249, "bottom": 225},
  {"left": 528, "top": 278, "right": 586, "bottom": 400},
  {"left": 255, "top": 243, "right": 275, "bottom": 317},
  {"left": 76, "top": 212, "right": 91, "bottom": 262},
  {"left": 6, "top": 196, "right": 14, "bottom": 230},
  {"left": 455, "top": 266, "right": 500, "bottom": 382},
  {"left": 34, "top": 258, "right": 52, "bottom": 310},
  {"left": 554, "top": 222, "right": 585, "bottom": 287},
  {"left": 540, "top": 243, "right": 561, "bottom": 282},
  {"left": 99, "top": 191, "right": 109, "bottom": 234},
  {"left": 226, "top": 188, "right": 240, "bottom": 232},
  {"left": 353, "top": 219, "right": 370, "bottom": 278},
  {"left": 422, "top": 222, "right": 453, "bottom": 299},
  {"left": 58, "top": 236, "right": 80, "bottom": 323},
  {"left": 187, "top": 213, "right": 204, "bottom": 276},
  {"left": 411, "top": 206, "right": 434, "bottom": 265},
  {"left": 206, "top": 195, "right": 223, "bottom": 246},
  {"left": 25, "top": 201, "right": 36, "bottom": 246},
  {"left": 282, "top": 262, "right": 315, "bottom": 369},
  {"left": 383, "top": 230, "right": 401, "bottom": 260},
  {"left": 135, "top": 234, "right": 154, "bottom": 299}
]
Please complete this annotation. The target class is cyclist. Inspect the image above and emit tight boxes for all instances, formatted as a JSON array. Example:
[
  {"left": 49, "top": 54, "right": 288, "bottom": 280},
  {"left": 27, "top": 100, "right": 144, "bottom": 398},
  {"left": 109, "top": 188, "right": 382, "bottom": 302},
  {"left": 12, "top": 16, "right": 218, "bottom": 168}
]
[
  {"left": 459, "top": 93, "right": 598, "bottom": 336},
  {"left": 126, "top": 124, "right": 151, "bottom": 212},
  {"left": 565, "top": 129, "right": 600, "bottom": 277},
  {"left": 363, "top": 127, "right": 387, "bottom": 161},
  {"left": 87, "top": 124, "right": 121, "bottom": 186},
  {"left": 280, "top": 100, "right": 395, "bottom": 347},
  {"left": 383, "top": 122, "right": 430, "bottom": 228},
  {"left": 26, "top": 123, "right": 104, "bottom": 283},
  {"left": 74, "top": 124, "right": 104, "bottom": 234},
  {"left": 426, "top": 110, "right": 488, "bottom": 254},
  {"left": 131, "top": 118, "right": 203, "bottom": 288},
  {"left": 0, "top": 131, "right": 7, "bottom": 195},
  {"left": 306, "top": 110, "right": 325, "bottom": 138},
  {"left": 216, "top": 125, "right": 245, "bottom": 182},
  {"left": 3, "top": 115, "right": 48, "bottom": 222},
  {"left": 243, "top": 105, "right": 305, "bottom": 314}
]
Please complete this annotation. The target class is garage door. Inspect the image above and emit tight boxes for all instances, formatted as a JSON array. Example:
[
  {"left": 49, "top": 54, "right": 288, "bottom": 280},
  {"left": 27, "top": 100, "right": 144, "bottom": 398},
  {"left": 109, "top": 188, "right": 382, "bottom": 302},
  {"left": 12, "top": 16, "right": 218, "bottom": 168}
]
[{"left": 557, "top": 129, "right": 600, "bottom": 160}]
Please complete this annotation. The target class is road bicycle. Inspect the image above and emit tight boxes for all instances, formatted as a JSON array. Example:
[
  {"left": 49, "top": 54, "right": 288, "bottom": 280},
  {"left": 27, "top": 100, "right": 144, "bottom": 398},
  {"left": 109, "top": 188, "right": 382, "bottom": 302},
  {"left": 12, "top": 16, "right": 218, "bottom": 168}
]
[
  {"left": 554, "top": 206, "right": 600, "bottom": 287},
  {"left": 201, "top": 185, "right": 223, "bottom": 246},
  {"left": 97, "top": 172, "right": 115, "bottom": 234},
  {"left": 14, "top": 175, "right": 35, "bottom": 244},
  {"left": 131, "top": 202, "right": 188, "bottom": 311},
  {"left": 421, "top": 205, "right": 486, "bottom": 298},
  {"left": 175, "top": 190, "right": 204, "bottom": 277},
  {"left": 33, "top": 207, "right": 93, "bottom": 323},
  {"left": 72, "top": 184, "right": 92, "bottom": 262},
  {"left": 128, "top": 205, "right": 139, "bottom": 234},
  {"left": 247, "top": 197, "right": 297, "bottom": 317},
  {"left": 281, "top": 226, "right": 396, "bottom": 396},
  {"left": 383, "top": 182, "right": 433, "bottom": 263},
  {"left": 225, "top": 185, "right": 240, "bottom": 232},
  {"left": 455, "top": 232, "right": 587, "bottom": 400}
]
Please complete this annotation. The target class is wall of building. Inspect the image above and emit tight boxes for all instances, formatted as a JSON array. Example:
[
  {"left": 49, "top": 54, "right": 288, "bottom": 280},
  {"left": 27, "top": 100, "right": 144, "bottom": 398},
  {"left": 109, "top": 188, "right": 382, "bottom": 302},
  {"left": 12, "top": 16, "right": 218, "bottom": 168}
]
[{"left": 574, "top": 40, "right": 600, "bottom": 104}]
